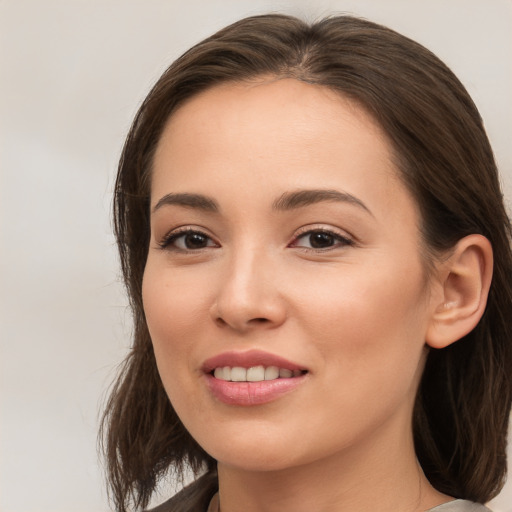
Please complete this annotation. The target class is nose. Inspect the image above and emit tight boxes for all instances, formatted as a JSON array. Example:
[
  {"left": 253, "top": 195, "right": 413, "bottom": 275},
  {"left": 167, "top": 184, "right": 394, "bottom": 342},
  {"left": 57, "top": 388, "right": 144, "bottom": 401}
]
[{"left": 210, "top": 249, "right": 287, "bottom": 332}]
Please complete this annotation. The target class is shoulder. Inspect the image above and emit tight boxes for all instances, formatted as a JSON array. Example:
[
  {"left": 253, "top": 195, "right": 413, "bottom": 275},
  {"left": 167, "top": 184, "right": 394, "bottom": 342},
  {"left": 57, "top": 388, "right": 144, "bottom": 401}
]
[
  {"left": 428, "top": 500, "right": 493, "bottom": 512},
  {"left": 145, "top": 472, "right": 218, "bottom": 512}
]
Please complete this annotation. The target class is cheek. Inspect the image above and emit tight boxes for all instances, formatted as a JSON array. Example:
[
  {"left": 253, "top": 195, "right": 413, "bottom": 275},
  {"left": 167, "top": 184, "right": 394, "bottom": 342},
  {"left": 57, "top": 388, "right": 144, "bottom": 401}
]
[
  {"left": 142, "top": 265, "right": 210, "bottom": 374},
  {"left": 291, "top": 265, "right": 429, "bottom": 440},
  {"left": 141, "top": 265, "right": 216, "bottom": 424},
  {"left": 292, "top": 260, "right": 429, "bottom": 374},
  {"left": 143, "top": 263, "right": 208, "bottom": 331}
]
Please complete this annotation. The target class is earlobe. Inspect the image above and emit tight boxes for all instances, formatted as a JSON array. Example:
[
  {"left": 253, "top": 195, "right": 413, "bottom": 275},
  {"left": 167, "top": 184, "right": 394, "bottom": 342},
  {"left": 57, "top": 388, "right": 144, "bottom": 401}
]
[{"left": 426, "top": 234, "right": 493, "bottom": 349}]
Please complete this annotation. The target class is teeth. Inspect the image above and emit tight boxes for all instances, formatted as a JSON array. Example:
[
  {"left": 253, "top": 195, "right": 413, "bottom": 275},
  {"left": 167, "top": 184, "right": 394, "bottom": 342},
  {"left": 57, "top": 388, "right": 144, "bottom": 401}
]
[
  {"left": 231, "top": 367, "right": 247, "bottom": 381},
  {"left": 264, "top": 366, "right": 279, "bottom": 380},
  {"left": 213, "top": 365, "right": 303, "bottom": 382},
  {"left": 247, "top": 366, "right": 265, "bottom": 382}
]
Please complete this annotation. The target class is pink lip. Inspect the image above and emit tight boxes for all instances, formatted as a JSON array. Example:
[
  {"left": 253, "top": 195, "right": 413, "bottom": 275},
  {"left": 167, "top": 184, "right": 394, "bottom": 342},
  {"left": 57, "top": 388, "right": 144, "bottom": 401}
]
[
  {"left": 201, "top": 349, "right": 306, "bottom": 373},
  {"left": 201, "top": 350, "right": 308, "bottom": 406}
]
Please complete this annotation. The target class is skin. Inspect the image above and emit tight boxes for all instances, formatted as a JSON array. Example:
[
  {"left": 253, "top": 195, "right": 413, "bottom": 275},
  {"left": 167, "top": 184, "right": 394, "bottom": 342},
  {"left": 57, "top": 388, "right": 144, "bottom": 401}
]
[{"left": 143, "top": 78, "right": 453, "bottom": 512}]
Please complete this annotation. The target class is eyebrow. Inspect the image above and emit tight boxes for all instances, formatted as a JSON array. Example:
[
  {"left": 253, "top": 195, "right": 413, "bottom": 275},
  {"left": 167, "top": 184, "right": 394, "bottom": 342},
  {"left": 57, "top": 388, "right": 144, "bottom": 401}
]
[
  {"left": 272, "top": 189, "right": 373, "bottom": 216},
  {"left": 152, "top": 188, "right": 372, "bottom": 216},
  {"left": 152, "top": 193, "right": 219, "bottom": 213}
]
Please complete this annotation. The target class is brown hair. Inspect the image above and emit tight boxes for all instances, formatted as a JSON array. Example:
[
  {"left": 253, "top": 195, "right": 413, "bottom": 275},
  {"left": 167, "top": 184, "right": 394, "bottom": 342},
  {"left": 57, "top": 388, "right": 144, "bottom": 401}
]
[{"left": 101, "top": 14, "right": 512, "bottom": 511}]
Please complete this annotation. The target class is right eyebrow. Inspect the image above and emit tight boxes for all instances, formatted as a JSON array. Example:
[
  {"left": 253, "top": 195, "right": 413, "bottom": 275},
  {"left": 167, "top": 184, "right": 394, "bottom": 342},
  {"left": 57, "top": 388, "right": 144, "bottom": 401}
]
[
  {"left": 272, "top": 188, "right": 373, "bottom": 217},
  {"left": 152, "top": 193, "right": 219, "bottom": 213}
]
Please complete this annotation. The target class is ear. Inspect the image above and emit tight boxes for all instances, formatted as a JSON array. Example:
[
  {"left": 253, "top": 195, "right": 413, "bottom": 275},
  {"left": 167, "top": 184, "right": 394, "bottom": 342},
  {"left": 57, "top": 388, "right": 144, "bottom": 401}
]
[{"left": 426, "top": 234, "right": 493, "bottom": 349}]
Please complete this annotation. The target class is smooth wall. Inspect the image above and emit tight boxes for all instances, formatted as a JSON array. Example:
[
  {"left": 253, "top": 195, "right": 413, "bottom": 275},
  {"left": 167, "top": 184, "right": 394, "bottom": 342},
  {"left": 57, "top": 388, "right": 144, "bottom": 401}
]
[{"left": 1, "top": 1, "right": 511, "bottom": 511}]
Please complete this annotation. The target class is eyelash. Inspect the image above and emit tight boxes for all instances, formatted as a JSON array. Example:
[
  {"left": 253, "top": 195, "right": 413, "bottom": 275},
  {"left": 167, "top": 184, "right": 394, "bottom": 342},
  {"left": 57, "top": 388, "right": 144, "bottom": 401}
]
[
  {"left": 158, "top": 227, "right": 217, "bottom": 251},
  {"left": 290, "top": 228, "right": 355, "bottom": 251},
  {"left": 158, "top": 227, "right": 355, "bottom": 252}
]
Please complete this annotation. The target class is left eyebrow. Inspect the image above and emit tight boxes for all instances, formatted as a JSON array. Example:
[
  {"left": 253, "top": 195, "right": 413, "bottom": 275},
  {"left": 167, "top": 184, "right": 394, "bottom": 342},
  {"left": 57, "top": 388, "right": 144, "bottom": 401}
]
[
  {"left": 152, "top": 192, "right": 219, "bottom": 213},
  {"left": 272, "top": 189, "right": 373, "bottom": 217}
]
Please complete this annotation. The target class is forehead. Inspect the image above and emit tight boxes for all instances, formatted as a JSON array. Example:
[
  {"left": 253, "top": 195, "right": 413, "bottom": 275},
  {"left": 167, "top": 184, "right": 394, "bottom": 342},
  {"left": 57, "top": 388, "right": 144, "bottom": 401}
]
[
  {"left": 151, "top": 78, "right": 418, "bottom": 226},
  {"left": 157, "top": 78, "right": 388, "bottom": 165}
]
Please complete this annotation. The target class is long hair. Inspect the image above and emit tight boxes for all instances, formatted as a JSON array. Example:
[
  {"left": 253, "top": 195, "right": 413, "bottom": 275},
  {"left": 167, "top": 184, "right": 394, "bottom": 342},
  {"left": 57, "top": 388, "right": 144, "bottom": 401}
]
[{"left": 101, "top": 14, "right": 512, "bottom": 511}]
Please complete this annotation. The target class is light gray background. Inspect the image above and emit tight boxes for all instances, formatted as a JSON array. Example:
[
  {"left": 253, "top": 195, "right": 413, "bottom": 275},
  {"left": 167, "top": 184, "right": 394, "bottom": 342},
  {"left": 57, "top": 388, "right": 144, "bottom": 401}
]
[{"left": 1, "top": 1, "right": 511, "bottom": 511}]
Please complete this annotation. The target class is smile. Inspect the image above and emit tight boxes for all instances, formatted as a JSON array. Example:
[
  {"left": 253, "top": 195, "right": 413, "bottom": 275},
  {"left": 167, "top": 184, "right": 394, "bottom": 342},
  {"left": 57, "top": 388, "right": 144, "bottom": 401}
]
[
  {"left": 213, "top": 366, "right": 304, "bottom": 382},
  {"left": 202, "top": 350, "right": 308, "bottom": 405}
]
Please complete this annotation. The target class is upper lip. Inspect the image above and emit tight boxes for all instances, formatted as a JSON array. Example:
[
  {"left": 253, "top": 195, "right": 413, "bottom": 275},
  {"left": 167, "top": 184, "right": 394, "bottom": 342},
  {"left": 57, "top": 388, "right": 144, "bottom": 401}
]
[{"left": 202, "top": 349, "right": 307, "bottom": 373}]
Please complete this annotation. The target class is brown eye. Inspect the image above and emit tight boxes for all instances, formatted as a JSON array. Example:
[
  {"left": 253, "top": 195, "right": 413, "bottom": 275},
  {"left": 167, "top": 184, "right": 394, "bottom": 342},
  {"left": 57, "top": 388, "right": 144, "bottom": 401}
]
[
  {"left": 292, "top": 229, "right": 353, "bottom": 250},
  {"left": 182, "top": 232, "right": 210, "bottom": 249},
  {"left": 309, "top": 232, "right": 337, "bottom": 248},
  {"left": 160, "top": 230, "right": 217, "bottom": 250}
]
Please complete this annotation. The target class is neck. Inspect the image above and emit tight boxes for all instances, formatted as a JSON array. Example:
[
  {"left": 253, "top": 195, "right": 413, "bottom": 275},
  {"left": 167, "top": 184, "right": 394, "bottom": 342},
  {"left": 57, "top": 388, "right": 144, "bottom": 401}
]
[{"left": 216, "top": 416, "right": 450, "bottom": 512}]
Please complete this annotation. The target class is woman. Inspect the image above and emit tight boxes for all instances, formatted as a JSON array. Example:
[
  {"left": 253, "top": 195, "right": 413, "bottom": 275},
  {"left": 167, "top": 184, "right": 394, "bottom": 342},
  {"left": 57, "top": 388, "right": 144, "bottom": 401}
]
[{"left": 101, "top": 14, "right": 512, "bottom": 512}]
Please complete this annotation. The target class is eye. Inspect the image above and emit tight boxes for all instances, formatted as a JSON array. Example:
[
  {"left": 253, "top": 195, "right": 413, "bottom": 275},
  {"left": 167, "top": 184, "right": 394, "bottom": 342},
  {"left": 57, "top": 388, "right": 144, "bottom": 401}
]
[
  {"left": 291, "top": 229, "right": 354, "bottom": 250},
  {"left": 159, "top": 229, "right": 217, "bottom": 251}
]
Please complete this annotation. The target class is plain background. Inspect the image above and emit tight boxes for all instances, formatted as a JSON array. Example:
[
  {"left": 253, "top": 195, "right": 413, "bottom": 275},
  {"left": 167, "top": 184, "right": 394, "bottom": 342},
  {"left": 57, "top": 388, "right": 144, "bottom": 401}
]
[{"left": 1, "top": 1, "right": 511, "bottom": 511}]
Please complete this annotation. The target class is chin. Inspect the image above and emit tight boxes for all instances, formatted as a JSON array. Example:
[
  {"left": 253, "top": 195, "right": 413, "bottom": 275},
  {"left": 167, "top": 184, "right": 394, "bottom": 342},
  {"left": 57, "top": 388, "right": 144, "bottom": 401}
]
[
  {"left": 197, "top": 431, "right": 306, "bottom": 473},
  {"left": 215, "top": 451, "right": 300, "bottom": 473}
]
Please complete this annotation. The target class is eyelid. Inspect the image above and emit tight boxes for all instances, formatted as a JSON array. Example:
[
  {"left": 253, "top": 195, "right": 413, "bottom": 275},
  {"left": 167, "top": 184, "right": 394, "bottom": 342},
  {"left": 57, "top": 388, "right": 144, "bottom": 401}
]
[
  {"left": 289, "top": 225, "right": 355, "bottom": 250},
  {"left": 156, "top": 224, "right": 355, "bottom": 252},
  {"left": 157, "top": 226, "right": 219, "bottom": 251}
]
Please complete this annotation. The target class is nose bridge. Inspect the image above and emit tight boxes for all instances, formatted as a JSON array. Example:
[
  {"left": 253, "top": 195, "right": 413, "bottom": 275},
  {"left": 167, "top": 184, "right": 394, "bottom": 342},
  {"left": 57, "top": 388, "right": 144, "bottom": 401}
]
[{"left": 212, "top": 241, "right": 285, "bottom": 330}]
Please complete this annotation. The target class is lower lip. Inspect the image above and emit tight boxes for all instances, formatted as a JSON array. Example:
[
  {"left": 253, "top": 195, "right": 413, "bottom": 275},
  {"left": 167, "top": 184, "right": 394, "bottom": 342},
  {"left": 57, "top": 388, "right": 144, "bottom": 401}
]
[{"left": 204, "top": 373, "right": 306, "bottom": 406}]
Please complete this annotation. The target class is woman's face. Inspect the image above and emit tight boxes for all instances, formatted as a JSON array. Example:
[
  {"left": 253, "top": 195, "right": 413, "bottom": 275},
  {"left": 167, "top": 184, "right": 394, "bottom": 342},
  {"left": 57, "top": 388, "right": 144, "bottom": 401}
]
[{"left": 143, "top": 79, "right": 439, "bottom": 472}]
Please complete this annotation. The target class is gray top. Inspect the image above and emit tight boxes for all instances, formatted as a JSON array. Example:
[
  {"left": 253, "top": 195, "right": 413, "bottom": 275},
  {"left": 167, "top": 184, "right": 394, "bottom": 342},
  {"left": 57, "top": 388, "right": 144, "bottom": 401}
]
[
  {"left": 428, "top": 500, "right": 491, "bottom": 512},
  {"left": 147, "top": 471, "right": 493, "bottom": 512},
  {"left": 206, "top": 495, "right": 491, "bottom": 512}
]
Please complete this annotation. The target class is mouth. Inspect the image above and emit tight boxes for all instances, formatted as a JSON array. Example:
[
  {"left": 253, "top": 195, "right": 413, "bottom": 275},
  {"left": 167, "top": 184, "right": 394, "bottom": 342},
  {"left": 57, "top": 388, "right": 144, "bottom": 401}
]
[
  {"left": 212, "top": 365, "right": 306, "bottom": 382},
  {"left": 202, "top": 350, "right": 309, "bottom": 406}
]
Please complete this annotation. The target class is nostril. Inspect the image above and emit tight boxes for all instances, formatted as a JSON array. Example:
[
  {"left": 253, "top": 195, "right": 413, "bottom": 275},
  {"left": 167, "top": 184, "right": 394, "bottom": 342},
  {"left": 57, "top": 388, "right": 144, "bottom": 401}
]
[{"left": 214, "top": 316, "right": 270, "bottom": 328}]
